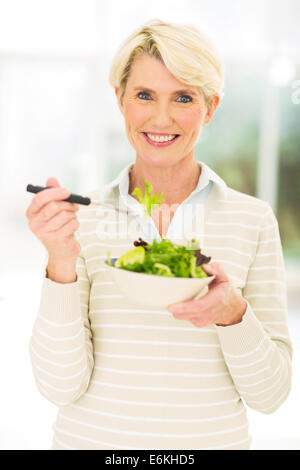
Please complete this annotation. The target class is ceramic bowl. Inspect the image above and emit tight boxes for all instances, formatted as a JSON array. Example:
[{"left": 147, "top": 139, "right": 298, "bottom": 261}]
[{"left": 105, "top": 258, "right": 215, "bottom": 309}]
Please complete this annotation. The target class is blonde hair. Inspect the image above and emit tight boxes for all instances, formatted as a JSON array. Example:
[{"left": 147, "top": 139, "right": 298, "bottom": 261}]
[{"left": 108, "top": 18, "right": 225, "bottom": 110}]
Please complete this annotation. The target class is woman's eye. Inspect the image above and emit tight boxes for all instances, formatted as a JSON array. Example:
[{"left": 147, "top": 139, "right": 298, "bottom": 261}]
[
  {"left": 137, "top": 92, "right": 151, "bottom": 100},
  {"left": 177, "top": 95, "right": 192, "bottom": 103},
  {"left": 137, "top": 92, "right": 192, "bottom": 103}
]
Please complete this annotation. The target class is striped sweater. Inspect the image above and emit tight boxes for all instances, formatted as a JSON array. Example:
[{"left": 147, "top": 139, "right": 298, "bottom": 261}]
[{"left": 29, "top": 161, "right": 293, "bottom": 450}]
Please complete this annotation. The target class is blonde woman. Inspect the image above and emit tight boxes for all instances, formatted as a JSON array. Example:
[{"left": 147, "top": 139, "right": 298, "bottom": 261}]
[{"left": 26, "top": 19, "right": 292, "bottom": 450}]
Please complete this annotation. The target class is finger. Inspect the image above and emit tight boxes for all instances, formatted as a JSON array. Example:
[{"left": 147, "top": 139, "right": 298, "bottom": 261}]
[
  {"left": 44, "top": 211, "right": 77, "bottom": 232},
  {"left": 168, "top": 286, "right": 218, "bottom": 316},
  {"left": 169, "top": 300, "right": 204, "bottom": 316},
  {"left": 172, "top": 303, "right": 215, "bottom": 324},
  {"left": 46, "top": 177, "right": 61, "bottom": 189},
  {"left": 173, "top": 309, "right": 204, "bottom": 320},
  {"left": 27, "top": 187, "right": 71, "bottom": 217},
  {"left": 190, "top": 316, "right": 213, "bottom": 328},
  {"left": 51, "top": 217, "right": 79, "bottom": 238},
  {"left": 36, "top": 200, "right": 79, "bottom": 223},
  {"left": 172, "top": 307, "right": 213, "bottom": 327},
  {"left": 201, "top": 262, "right": 229, "bottom": 283}
]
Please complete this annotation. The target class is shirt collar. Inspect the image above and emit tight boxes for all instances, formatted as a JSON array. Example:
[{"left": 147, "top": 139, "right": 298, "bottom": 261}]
[{"left": 100, "top": 160, "right": 227, "bottom": 203}]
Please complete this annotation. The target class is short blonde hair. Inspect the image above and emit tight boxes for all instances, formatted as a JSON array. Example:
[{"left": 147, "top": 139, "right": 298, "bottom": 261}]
[{"left": 109, "top": 18, "right": 225, "bottom": 110}]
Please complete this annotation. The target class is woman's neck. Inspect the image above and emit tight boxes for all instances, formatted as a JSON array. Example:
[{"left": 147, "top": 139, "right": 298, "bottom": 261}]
[{"left": 129, "top": 158, "right": 201, "bottom": 206}]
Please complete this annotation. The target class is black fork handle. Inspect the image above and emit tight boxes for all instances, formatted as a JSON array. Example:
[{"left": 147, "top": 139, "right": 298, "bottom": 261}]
[{"left": 26, "top": 184, "right": 91, "bottom": 205}]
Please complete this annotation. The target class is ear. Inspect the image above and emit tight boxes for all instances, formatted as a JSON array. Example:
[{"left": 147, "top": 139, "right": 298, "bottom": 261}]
[{"left": 203, "top": 94, "right": 220, "bottom": 126}]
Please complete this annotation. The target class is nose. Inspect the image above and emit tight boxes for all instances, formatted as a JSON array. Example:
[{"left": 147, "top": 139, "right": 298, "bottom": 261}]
[{"left": 151, "top": 100, "right": 175, "bottom": 129}]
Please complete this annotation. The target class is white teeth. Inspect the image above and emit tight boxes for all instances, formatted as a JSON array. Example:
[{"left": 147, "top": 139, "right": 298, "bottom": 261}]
[{"left": 146, "top": 133, "right": 177, "bottom": 142}]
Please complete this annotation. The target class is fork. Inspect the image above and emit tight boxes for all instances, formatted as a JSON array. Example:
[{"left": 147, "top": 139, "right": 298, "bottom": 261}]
[{"left": 26, "top": 184, "right": 141, "bottom": 215}]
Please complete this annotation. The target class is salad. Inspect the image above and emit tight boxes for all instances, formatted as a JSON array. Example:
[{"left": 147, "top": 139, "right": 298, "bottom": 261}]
[
  {"left": 131, "top": 180, "right": 164, "bottom": 219},
  {"left": 106, "top": 180, "right": 211, "bottom": 278},
  {"left": 107, "top": 237, "right": 211, "bottom": 278}
]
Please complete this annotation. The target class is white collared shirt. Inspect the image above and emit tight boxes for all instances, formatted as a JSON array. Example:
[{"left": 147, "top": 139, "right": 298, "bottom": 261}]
[{"left": 100, "top": 160, "right": 227, "bottom": 244}]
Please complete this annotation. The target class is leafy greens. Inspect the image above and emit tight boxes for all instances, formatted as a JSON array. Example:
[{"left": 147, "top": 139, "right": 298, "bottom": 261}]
[
  {"left": 107, "top": 237, "right": 211, "bottom": 278},
  {"left": 131, "top": 181, "right": 164, "bottom": 219}
]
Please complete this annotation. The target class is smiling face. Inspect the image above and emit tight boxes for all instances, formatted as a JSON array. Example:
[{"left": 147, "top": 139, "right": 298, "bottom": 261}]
[{"left": 115, "top": 54, "right": 219, "bottom": 168}]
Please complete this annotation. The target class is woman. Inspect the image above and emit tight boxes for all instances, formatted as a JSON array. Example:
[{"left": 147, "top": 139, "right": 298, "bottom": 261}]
[{"left": 27, "top": 19, "right": 292, "bottom": 450}]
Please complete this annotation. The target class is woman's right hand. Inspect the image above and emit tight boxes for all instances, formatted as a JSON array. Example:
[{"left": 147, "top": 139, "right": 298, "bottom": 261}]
[{"left": 26, "top": 177, "right": 81, "bottom": 261}]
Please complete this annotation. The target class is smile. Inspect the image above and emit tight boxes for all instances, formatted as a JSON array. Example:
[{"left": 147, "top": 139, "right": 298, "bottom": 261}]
[{"left": 141, "top": 132, "right": 181, "bottom": 147}]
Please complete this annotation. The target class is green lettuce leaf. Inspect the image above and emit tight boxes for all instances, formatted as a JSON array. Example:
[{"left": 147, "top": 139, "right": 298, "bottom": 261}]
[
  {"left": 107, "top": 237, "right": 211, "bottom": 278},
  {"left": 132, "top": 181, "right": 164, "bottom": 219}
]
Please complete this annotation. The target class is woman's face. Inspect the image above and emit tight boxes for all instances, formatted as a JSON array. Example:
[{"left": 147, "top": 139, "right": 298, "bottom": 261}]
[{"left": 115, "top": 54, "right": 219, "bottom": 168}]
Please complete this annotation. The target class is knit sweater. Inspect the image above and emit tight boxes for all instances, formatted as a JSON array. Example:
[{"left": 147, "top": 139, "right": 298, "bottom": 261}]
[{"left": 29, "top": 161, "right": 293, "bottom": 450}]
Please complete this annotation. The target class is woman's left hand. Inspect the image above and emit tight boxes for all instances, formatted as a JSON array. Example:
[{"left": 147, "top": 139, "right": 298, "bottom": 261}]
[{"left": 167, "top": 262, "right": 247, "bottom": 327}]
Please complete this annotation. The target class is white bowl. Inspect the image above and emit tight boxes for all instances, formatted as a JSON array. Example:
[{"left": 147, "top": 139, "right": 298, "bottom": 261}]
[{"left": 105, "top": 258, "right": 215, "bottom": 309}]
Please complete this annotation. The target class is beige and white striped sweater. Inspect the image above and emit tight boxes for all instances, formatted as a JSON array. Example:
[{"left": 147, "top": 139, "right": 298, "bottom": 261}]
[{"left": 29, "top": 167, "right": 293, "bottom": 450}]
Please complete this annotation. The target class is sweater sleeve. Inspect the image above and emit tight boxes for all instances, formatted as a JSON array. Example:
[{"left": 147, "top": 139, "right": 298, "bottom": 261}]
[
  {"left": 28, "top": 233, "right": 94, "bottom": 407},
  {"left": 215, "top": 203, "right": 293, "bottom": 414}
]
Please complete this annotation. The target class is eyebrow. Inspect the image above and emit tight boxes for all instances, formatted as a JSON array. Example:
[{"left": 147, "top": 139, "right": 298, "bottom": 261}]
[{"left": 133, "top": 86, "right": 199, "bottom": 97}]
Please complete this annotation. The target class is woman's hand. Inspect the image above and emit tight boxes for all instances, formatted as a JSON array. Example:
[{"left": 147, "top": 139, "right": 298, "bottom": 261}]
[
  {"left": 167, "top": 262, "right": 247, "bottom": 327},
  {"left": 26, "top": 177, "right": 80, "bottom": 261}
]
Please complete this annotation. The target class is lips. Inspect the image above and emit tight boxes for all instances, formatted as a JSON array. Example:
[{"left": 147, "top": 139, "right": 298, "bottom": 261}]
[
  {"left": 143, "top": 132, "right": 180, "bottom": 137},
  {"left": 141, "top": 132, "right": 181, "bottom": 147}
]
